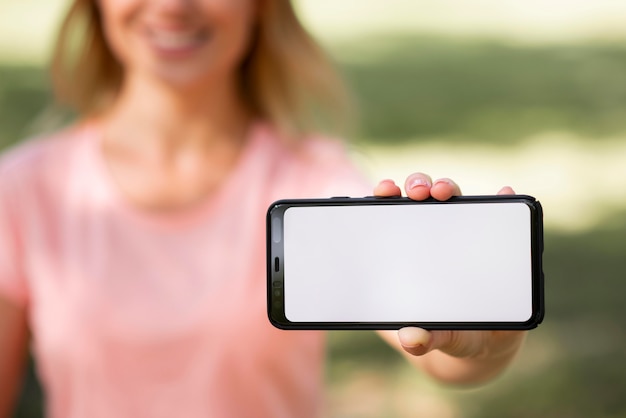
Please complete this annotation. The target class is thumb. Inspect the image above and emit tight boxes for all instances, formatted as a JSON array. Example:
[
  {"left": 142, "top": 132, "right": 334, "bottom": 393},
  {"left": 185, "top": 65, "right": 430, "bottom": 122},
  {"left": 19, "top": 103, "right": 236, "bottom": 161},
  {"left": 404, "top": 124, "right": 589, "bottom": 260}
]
[{"left": 398, "top": 328, "right": 485, "bottom": 358}]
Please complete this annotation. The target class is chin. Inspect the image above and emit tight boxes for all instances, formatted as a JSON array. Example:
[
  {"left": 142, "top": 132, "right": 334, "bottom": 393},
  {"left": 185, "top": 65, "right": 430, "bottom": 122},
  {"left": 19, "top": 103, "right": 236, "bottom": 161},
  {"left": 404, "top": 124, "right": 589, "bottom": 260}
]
[{"left": 149, "top": 65, "right": 220, "bottom": 91}]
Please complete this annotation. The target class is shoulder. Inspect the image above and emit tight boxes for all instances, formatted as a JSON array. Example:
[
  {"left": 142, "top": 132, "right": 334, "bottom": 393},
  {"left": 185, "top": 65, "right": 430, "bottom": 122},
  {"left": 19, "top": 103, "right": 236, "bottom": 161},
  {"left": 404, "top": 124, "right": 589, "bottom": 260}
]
[
  {"left": 254, "top": 122, "right": 352, "bottom": 169},
  {"left": 253, "top": 123, "right": 372, "bottom": 197},
  {"left": 0, "top": 124, "right": 91, "bottom": 209},
  {"left": 0, "top": 125, "right": 85, "bottom": 183}
]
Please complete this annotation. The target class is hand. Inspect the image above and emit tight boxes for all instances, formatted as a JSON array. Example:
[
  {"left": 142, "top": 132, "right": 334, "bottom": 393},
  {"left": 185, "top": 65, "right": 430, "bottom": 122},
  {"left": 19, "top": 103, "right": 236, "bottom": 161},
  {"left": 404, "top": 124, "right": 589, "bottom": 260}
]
[{"left": 374, "top": 172, "right": 525, "bottom": 382}]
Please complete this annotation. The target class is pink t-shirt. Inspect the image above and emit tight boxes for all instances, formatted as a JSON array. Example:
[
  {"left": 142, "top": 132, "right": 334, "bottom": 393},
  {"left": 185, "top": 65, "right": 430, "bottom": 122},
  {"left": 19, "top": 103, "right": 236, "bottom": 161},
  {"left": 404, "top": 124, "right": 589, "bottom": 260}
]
[{"left": 0, "top": 122, "right": 371, "bottom": 418}]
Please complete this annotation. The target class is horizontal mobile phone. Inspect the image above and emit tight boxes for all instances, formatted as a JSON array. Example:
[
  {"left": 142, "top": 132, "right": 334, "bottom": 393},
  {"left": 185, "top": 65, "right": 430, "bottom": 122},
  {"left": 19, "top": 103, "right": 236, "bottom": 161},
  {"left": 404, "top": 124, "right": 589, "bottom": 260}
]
[{"left": 267, "top": 195, "right": 544, "bottom": 330}]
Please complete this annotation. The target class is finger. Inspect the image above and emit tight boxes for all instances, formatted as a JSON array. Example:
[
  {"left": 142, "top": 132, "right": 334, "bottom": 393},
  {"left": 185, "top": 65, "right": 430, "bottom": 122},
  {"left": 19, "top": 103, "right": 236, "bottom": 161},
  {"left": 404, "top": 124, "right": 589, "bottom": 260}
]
[
  {"left": 398, "top": 328, "right": 484, "bottom": 358},
  {"left": 404, "top": 173, "right": 433, "bottom": 201},
  {"left": 430, "top": 178, "right": 462, "bottom": 201},
  {"left": 373, "top": 179, "right": 402, "bottom": 197},
  {"left": 429, "top": 330, "right": 485, "bottom": 358},
  {"left": 497, "top": 186, "right": 515, "bottom": 195},
  {"left": 398, "top": 327, "right": 434, "bottom": 356}
]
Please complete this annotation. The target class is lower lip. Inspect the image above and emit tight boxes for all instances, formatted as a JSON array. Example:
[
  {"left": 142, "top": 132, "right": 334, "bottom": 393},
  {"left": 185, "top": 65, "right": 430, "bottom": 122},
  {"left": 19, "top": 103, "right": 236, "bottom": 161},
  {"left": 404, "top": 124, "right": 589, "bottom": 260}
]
[{"left": 146, "top": 33, "right": 210, "bottom": 59}]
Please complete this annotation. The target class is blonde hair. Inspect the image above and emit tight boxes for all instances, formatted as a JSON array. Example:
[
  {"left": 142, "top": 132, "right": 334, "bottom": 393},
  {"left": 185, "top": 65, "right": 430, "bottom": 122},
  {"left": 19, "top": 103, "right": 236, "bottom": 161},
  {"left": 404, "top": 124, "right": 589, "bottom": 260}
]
[{"left": 50, "top": 0, "right": 354, "bottom": 138}]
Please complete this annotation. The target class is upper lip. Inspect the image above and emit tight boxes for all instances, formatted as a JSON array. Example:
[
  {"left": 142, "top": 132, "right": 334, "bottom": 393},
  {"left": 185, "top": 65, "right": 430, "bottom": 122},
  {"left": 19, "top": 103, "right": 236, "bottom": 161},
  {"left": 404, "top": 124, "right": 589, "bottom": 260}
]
[{"left": 144, "top": 24, "right": 210, "bottom": 48}]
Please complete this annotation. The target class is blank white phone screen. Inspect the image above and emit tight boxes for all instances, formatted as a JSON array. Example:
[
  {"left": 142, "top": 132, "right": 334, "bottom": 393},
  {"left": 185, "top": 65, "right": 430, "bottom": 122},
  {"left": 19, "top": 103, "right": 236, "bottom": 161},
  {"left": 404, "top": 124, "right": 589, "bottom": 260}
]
[{"left": 282, "top": 202, "right": 533, "bottom": 323}]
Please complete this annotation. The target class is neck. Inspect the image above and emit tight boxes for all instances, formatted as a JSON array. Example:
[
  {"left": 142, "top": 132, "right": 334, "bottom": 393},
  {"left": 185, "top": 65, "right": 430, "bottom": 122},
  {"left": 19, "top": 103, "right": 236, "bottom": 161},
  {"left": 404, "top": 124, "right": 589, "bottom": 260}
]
[
  {"left": 95, "top": 74, "right": 254, "bottom": 212},
  {"left": 101, "top": 72, "right": 252, "bottom": 152}
]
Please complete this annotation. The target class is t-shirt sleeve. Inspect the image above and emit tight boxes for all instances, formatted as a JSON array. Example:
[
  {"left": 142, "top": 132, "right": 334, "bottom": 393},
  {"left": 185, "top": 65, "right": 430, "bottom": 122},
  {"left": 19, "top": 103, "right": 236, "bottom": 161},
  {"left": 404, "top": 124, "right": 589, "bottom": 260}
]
[{"left": 0, "top": 161, "right": 29, "bottom": 307}]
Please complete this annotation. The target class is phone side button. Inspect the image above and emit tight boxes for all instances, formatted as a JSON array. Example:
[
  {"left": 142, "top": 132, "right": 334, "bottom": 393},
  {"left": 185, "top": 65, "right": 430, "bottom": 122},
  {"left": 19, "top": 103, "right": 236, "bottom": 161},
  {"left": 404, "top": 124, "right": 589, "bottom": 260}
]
[{"left": 330, "top": 196, "right": 351, "bottom": 199}]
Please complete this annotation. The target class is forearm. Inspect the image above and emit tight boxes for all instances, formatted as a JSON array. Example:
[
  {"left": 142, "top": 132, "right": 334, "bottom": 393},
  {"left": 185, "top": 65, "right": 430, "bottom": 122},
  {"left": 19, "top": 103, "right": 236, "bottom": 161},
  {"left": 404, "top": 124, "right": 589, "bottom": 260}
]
[
  {"left": 0, "top": 373, "right": 24, "bottom": 418},
  {"left": 0, "top": 297, "right": 29, "bottom": 417}
]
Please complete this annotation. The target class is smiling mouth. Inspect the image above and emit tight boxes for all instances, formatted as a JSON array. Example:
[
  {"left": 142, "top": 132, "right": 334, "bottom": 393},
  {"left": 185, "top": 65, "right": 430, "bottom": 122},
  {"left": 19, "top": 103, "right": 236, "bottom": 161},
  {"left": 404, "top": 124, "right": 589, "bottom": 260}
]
[{"left": 146, "top": 27, "right": 211, "bottom": 53}]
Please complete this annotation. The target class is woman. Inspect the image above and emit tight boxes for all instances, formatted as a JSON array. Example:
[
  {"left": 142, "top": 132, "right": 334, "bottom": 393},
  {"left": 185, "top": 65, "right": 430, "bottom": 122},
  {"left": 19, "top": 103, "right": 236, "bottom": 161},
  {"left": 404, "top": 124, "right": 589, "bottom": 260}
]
[{"left": 0, "top": 0, "right": 525, "bottom": 417}]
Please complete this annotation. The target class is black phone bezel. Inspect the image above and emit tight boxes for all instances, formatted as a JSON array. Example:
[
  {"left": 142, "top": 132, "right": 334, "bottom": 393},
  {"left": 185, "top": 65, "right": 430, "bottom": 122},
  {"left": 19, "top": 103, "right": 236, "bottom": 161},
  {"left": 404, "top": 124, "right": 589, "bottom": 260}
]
[{"left": 266, "top": 195, "right": 544, "bottom": 330}]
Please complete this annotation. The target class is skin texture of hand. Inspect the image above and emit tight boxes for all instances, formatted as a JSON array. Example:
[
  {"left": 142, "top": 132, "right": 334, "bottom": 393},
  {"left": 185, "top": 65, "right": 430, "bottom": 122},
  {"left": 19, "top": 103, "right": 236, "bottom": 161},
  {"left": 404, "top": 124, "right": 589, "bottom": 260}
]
[{"left": 374, "top": 173, "right": 526, "bottom": 386}]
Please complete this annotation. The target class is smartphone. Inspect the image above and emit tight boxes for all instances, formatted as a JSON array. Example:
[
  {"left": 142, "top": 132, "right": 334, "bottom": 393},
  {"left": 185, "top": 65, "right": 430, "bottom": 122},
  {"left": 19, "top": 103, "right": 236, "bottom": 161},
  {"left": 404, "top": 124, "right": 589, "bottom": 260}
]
[{"left": 267, "top": 195, "right": 544, "bottom": 330}]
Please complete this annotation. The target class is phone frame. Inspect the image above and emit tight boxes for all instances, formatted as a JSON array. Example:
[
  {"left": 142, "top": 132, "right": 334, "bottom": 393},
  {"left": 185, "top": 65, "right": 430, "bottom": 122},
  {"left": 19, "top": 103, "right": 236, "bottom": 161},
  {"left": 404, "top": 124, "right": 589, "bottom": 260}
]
[{"left": 267, "top": 195, "right": 544, "bottom": 330}]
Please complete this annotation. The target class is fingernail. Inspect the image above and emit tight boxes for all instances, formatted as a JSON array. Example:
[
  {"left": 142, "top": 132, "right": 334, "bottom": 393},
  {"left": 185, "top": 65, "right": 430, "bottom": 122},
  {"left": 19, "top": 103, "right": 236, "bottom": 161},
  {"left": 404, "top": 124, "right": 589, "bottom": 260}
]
[
  {"left": 398, "top": 327, "right": 432, "bottom": 348},
  {"left": 407, "top": 177, "right": 431, "bottom": 191},
  {"left": 433, "top": 178, "right": 452, "bottom": 187}
]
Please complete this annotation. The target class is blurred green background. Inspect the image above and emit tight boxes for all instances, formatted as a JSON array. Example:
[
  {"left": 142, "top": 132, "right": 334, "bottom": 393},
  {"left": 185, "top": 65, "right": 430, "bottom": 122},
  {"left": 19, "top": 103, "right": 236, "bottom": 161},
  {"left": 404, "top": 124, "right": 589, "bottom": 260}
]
[{"left": 2, "top": 0, "right": 626, "bottom": 417}]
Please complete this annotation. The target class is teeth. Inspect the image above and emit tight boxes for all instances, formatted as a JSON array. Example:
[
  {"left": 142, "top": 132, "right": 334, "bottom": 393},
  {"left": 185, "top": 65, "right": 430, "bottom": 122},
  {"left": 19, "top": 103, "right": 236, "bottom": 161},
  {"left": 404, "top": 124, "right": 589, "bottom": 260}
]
[{"left": 150, "top": 29, "right": 203, "bottom": 49}]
